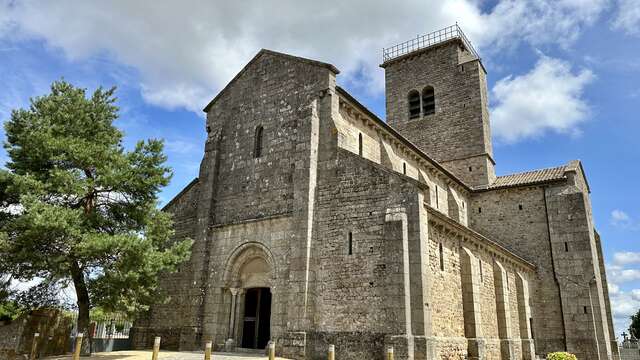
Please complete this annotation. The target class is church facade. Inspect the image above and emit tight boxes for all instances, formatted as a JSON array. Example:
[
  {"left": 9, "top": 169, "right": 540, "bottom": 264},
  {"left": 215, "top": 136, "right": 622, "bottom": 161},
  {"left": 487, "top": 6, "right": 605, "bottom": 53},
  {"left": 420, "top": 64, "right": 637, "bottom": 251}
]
[{"left": 131, "top": 26, "right": 618, "bottom": 360}]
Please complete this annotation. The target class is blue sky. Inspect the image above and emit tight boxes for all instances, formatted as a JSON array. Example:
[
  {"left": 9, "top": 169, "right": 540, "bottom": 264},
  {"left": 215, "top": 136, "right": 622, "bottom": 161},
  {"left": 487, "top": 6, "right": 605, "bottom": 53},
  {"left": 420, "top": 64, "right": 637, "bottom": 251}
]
[{"left": 1, "top": 0, "right": 639, "bottom": 339}]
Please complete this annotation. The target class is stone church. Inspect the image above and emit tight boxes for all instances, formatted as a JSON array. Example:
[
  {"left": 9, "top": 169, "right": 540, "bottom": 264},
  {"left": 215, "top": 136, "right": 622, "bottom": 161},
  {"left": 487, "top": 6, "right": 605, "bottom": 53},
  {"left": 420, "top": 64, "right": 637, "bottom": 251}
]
[{"left": 131, "top": 25, "right": 618, "bottom": 360}]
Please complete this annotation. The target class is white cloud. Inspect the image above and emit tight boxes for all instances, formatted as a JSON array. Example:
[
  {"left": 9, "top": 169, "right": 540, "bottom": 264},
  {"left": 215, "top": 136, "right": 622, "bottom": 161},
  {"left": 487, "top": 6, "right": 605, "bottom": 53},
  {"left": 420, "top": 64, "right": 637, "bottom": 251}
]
[
  {"left": 609, "top": 282, "right": 621, "bottom": 295},
  {"left": 491, "top": 55, "right": 594, "bottom": 143},
  {"left": 0, "top": 0, "right": 609, "bottom": 114},
  {"left": 614, "top": 252, "right": 640, "bottom": 265},
  {"left": 608, "top": 264, "right": 640, "bottom": 283},
  {"left": 611, "top": 209, "right": 640, "bottom": 229},
  {"left": 613, "top": 0, "right": 640, "bottom": 35},
  {"left": 610, "top": 284, "right": 640, "bottom": 337},
  {"left": 613, "top": 209, "right": 631, "bottom": 222},
  {"left": 164, "top": 139, "right": 198, "bottom": 156}
]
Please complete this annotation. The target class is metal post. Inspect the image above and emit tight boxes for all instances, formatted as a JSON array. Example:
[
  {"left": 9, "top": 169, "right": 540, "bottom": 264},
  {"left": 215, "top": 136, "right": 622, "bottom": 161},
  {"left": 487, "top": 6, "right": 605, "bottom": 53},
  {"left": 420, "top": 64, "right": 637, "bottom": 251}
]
[
  {"left": 204, "top": 341, "right": 212, "bottom": 360},
  {"left": 152, "top": 336, "right": 161, "bottom": 360},
  {"left": 72, "top": 333, "right": 83, "bottom": 360},
  {"left": 328, "top": 344, "right": 335, "bottom": 360},
  {"left": 268, "top": 342, "right": 276, "bottom": 360},
  {"left": 29, "top": 333, "right": 39, "bottom": 360},
  {"left": 387, "top": 346, "right": 394, "bottom": 360}
]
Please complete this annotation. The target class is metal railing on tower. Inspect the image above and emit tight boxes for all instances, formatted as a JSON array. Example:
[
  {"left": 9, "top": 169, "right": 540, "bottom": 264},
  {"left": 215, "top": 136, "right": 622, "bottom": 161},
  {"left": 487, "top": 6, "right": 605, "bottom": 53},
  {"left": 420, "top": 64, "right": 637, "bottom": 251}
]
[{"left": 382, "top": 24, "right": 480, "bottom": 63}]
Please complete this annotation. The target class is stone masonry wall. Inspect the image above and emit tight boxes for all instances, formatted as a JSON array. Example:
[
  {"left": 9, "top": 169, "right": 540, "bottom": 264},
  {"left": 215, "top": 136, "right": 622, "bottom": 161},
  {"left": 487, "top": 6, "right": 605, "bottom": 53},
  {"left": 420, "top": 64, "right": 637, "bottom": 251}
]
[
  {"left": 470, "top": 186, "right": 566, "bottom": 356},
  {"left": 335, "top": 96, "right": 470, "bottom": 223},
  {"left": 311, "top": 148, "right": 426, "bottom": 359}
]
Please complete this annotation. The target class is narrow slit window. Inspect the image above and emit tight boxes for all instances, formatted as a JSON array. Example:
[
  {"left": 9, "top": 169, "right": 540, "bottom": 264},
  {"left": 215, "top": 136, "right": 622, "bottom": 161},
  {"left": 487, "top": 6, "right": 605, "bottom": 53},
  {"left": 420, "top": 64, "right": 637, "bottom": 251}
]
[
  {"left": 519, "top": 204, "right": 523, "bottom": 210},
  {"left": 422, "top": 86, "right": 435, "bottom": 116},
  {"left": 479, "top": 258, "right": 483, "bottom": 282},
  {"left": 530, "top": 318, "right": 535, "bottom": 339},
  {"left": 435, "top": 187, "right": 439, "bottom": 209},
  {"left": 439, "top": 243, "right": 444, "bottom": 271},
  {"left": 408, "top": 90, "right": 421, "bottom": 119},
  {"left": 583, "top": 306, "right": 588, "bottom": 314},
  {"left": 348, "top": 232, "right": 353, "bottom": 255},
  {"left": 564, "top": 242, "right": 569, "bottom": 252},
  {"left": 468, "top": 166, "right": 473, "bottom": 172},
  {"left": 254, "top": 125, "right": 264, "bottom": 158},
  {"left": 403, "top": 162, "right": 407, "bottom": 175},
  {"left": 478, "top": 207, "right": 482, "bottom": 213},
  {"left": 358, "top": 133, "right": 363, "bottom": 156}
]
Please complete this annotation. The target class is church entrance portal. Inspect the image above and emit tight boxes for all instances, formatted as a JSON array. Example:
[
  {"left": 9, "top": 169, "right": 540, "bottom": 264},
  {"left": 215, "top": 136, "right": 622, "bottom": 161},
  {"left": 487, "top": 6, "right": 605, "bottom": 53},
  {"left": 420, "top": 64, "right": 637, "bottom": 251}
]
[{"left": 241, "top": 287, "right": 272, "bottom": 349}]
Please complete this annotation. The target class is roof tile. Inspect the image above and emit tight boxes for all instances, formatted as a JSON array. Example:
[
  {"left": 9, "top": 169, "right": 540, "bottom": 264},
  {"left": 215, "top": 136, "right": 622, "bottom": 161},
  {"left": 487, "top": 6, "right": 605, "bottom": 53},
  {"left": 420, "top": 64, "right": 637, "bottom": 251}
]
[{"left": 489, "top": 166, "right": 567, "bottom": 189}]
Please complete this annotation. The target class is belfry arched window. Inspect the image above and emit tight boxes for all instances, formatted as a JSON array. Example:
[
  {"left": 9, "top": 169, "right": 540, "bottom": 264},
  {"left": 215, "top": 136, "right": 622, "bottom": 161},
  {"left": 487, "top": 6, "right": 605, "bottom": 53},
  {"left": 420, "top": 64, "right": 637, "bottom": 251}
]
[
  {"left": 254, "top": 125, "right": 264, "bottom": 158},
  {"left": 422, "top": 86, "right": 435, "bottom": 116},
  {"left": 408, "top": 90, "right": 421, "bottom": 119}
]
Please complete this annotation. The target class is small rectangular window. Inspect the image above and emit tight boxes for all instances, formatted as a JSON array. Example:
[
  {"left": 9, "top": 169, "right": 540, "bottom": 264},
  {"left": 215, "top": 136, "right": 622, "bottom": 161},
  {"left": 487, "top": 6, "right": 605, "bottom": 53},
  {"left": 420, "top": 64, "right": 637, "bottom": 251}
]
[
  {"left": 435, "top": 187, "right": 439, "bottom": 209},
  {"left": 403, "top": 162, "right": 407, "bottom": 175},
  {"left": 478, "top": 207, "right": 482, "bottom": 213},
  {"left": 564, "top": 242, "right": 569, "bottom": 252},
  {"left": 583, "top": 306, "right": 588, "bottom": 314},
  {"left": 519, "top": 204, "right": 523, "bottom": 210},
  {"left": 478, "top": 258, "right": 483, "bottom": 282}
]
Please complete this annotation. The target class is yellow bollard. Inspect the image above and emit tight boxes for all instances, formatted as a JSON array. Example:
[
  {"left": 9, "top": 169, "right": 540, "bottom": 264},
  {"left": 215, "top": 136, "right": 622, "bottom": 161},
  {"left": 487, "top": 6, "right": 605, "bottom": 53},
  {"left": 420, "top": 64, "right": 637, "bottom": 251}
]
[
  {"left": 387, "top": 346, "right": 394, "bottom": 360},
  {"left": 151, "top": 336, "right": 161, "bottom": 360},
  {"left": 268, "top": 342, "right": 275, "bottom": 360},
  {"left": 328, "top": 344, "right": 335, "bottom": 360},
  {"left": 29, "top": 333, "right": 39, "bottom": 360},
  {"left": 72, "top": 333, "right": 83, "bottom": 360},
  {"left": 204, "top": 341, "right": 212, "bottom": 360}
]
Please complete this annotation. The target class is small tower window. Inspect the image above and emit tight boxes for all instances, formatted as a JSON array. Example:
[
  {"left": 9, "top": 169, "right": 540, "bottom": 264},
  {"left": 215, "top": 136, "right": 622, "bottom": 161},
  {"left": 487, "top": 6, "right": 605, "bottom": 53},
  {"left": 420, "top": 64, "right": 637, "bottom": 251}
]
[
  {"left": 583, "top": 306, "right": 588, "bottom": 314},
  {"left": 403, "top": 162, "right": 407, "bottom": 175},
  {"left": 408, "top": 90, "right": 421, "bottom": 119},
  {"left": 478, "top": 207, "right": 482, "bottom": 213},
  {"left": 348, "top": 232, "right": 353, "bottom": 255},
  {"left": 564, "top": 242, "right": 569, "bottom": 252},
  {"left": 479, "top": 258, "right": 483, "bottom": 282},
  {"left": 439, "top": 243, "right": 444, "bottom": 271},
  {"left": 358, "top": 133, "right": 363, "bottom": 156},
  {"left": 519, "top": 204, "right": 523, "bottom": 210},
  {"left": 254, "top": 125, "right": 264, "bottom": 158},
  {"left": 435, "top": 186, "right": 439, "bottom": 209},
  {"left": 422, "top": 86, "right": 435, "bottom": 116}
]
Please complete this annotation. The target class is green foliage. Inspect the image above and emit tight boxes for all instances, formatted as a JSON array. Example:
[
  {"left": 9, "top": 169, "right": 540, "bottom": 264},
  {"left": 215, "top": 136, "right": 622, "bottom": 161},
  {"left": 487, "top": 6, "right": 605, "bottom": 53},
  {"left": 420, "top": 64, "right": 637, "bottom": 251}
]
[
  {"left": 631, "top": 308, "right": 640, "bottom": 339},
  {"left": 0, "top": 80, "right": 192, "bottom": 328},
  {"left": 0, "top": 300, "right": 23, "bottom": 322},
  {"left": 89, "top": 306, "right": 129, "bottom": 322},
  {"left": 547, "top": 352, "right": 577, "bottom": 360}
]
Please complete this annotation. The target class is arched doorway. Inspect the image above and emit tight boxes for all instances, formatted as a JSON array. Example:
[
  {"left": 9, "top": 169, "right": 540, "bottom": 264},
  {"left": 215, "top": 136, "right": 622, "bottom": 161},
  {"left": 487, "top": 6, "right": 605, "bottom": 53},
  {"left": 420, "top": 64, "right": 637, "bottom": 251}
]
[{"left": 222, "top": 242, "right": 276, "bottom": 351}]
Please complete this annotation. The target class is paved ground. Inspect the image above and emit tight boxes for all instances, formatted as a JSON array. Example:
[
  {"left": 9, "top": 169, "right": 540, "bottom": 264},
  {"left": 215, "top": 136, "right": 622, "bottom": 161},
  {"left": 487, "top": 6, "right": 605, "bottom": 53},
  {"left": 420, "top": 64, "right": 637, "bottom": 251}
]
[{"left": 44, "top": 350, "right": 291, "bottom": 360}]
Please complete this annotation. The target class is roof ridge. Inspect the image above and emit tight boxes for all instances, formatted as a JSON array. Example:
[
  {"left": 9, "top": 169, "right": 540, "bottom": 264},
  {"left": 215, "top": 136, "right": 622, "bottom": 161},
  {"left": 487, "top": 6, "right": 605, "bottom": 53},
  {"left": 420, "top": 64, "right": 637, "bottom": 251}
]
[{"left": 496, "top": 164, "right": 567, "bottom": 178}]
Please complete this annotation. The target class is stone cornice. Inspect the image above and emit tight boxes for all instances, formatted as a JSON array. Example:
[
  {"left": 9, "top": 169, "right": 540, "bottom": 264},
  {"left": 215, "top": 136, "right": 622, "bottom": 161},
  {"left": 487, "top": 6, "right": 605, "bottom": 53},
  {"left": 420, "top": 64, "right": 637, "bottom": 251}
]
[{"left": 426, "top": 205, "right": 536, "bottom": 272}]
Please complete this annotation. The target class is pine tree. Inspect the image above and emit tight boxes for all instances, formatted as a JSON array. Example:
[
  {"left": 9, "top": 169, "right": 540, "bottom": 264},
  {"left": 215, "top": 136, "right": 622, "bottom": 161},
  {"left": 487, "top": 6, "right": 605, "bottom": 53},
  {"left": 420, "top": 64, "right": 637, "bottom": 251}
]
[{"left": 0, "top": 80, "right": 192, "bottom": 352}]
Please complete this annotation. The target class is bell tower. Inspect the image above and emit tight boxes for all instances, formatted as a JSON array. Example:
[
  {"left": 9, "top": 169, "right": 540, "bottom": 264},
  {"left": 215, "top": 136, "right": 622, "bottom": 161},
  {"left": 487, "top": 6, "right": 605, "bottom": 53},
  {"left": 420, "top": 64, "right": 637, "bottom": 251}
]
[{"left": 381, "top": 25, "right": 495, "bottom": 188}]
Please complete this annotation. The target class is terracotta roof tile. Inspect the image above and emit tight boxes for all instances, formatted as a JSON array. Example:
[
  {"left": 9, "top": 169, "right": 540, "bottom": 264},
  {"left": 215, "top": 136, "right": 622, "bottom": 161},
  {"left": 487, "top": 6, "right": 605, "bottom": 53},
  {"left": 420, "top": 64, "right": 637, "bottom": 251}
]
[{"left": 489, "top": 166, "right": 567, "bottom": 189}]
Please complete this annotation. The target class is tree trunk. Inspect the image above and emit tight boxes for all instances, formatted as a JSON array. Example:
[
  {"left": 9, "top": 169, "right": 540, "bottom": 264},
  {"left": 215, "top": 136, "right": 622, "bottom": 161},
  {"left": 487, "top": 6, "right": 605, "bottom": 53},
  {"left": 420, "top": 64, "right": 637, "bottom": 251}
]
[{"left": 71, "top": 260, "right": 92, "bottom": 356}]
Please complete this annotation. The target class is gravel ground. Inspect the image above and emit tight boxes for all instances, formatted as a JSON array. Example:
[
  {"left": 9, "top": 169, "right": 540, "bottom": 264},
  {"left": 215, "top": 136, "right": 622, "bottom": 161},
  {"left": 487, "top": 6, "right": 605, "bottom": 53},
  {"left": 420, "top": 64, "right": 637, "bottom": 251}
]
[{"left": 43, "top": 350, "right": 291, "bottom": 360}]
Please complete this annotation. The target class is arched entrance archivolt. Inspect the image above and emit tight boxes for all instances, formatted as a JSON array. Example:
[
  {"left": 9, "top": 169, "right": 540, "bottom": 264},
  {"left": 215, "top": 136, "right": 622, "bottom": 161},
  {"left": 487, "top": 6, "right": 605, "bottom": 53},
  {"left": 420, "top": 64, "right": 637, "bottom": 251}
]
[{"left": 221, "top": 242, "right": 277, "bottom": 350}]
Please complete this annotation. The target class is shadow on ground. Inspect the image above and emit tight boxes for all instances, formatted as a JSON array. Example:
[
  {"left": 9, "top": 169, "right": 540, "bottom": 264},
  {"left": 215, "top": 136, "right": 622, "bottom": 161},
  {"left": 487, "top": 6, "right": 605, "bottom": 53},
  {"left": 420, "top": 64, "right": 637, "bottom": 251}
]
[{"left": 43, "top": 350, "right": 291, "bottom": 360}]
